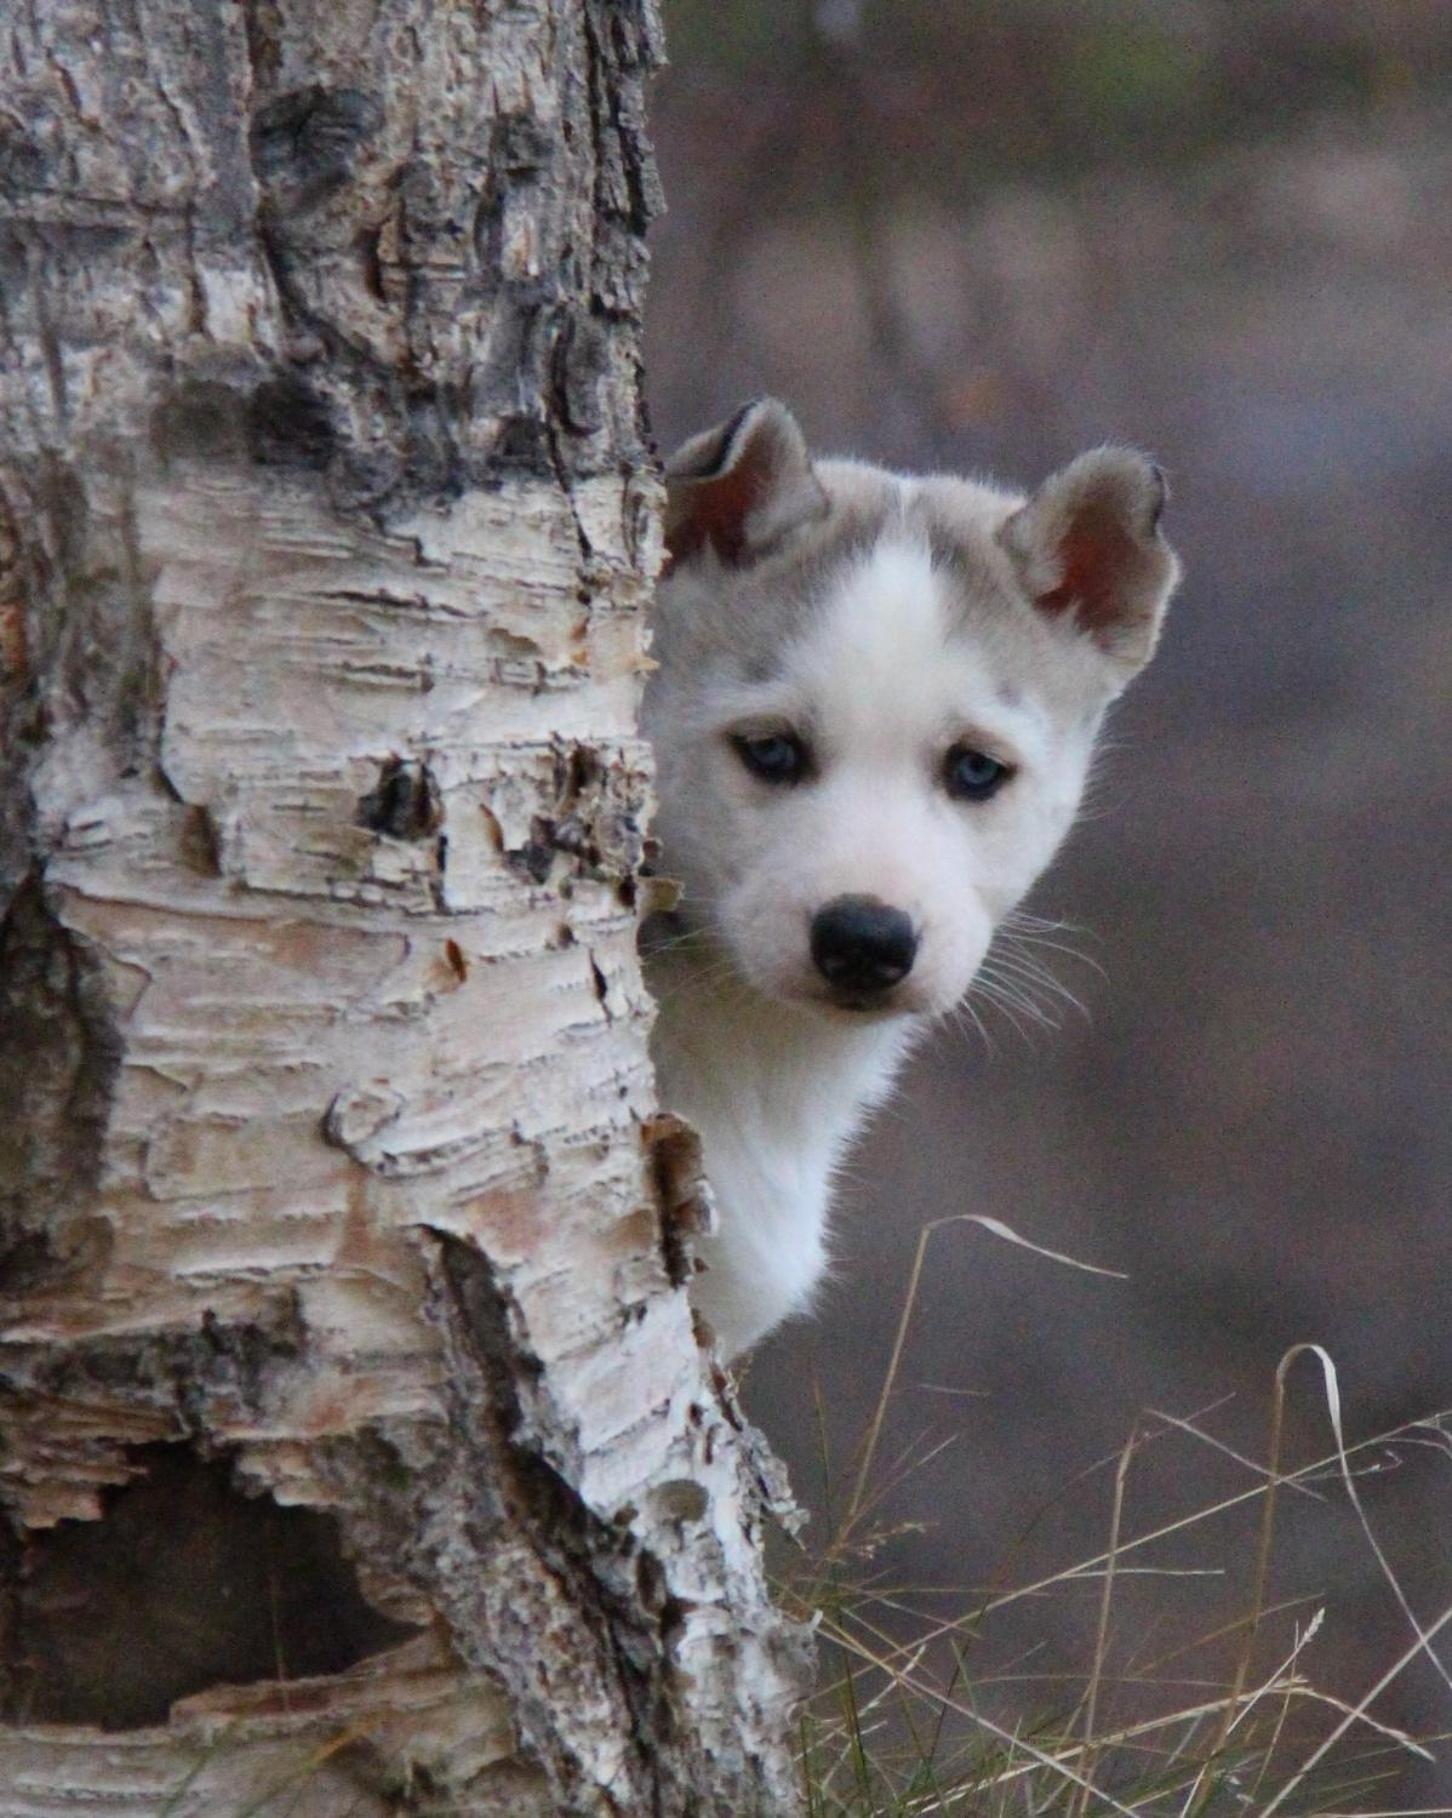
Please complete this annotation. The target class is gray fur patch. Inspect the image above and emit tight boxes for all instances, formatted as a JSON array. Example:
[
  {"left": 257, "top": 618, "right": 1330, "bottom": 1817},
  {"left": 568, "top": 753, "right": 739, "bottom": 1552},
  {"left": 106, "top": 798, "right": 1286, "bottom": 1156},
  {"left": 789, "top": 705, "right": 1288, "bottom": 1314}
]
[{"left": 651, "top": 462, "right": 903, "bottom": 690}]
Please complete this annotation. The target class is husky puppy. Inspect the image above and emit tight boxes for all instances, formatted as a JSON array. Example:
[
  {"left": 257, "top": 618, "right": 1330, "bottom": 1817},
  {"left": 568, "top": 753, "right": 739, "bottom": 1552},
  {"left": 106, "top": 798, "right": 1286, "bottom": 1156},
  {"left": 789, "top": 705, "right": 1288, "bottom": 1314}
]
[{"left": 643, "top": 401, "right": 1179, "bottom": 1359}]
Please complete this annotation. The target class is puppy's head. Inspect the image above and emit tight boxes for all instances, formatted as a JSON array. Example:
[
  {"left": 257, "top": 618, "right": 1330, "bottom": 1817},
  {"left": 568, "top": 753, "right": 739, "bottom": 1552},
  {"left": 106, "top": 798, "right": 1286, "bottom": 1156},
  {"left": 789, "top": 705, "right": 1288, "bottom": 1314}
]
[{"left": 645, "top": 400, "right": 1179, "bottom": 1021}]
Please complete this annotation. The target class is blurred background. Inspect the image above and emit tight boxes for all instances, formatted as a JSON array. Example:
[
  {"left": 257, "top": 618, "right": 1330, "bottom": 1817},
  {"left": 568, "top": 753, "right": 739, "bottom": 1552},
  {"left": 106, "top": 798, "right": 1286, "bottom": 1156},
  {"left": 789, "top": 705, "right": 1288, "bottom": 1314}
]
[{"left": 646, "top": 0, "right": 1452, "bottom": 1804}]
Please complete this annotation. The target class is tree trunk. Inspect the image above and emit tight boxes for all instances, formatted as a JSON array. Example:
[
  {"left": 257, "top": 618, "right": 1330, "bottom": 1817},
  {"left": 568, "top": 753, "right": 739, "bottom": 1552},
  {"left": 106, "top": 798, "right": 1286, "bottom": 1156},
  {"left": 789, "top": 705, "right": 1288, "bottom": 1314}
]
[{"left": 0, "top": 4, "right": 804, "bottom": 1813}]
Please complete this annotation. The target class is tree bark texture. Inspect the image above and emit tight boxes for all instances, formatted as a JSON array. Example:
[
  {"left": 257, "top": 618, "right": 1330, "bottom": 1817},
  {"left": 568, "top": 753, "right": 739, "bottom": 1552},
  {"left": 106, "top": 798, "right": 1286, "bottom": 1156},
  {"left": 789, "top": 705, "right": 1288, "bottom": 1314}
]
[{"left": 0, "top": 4, "right": 805, "bottom": 1813}]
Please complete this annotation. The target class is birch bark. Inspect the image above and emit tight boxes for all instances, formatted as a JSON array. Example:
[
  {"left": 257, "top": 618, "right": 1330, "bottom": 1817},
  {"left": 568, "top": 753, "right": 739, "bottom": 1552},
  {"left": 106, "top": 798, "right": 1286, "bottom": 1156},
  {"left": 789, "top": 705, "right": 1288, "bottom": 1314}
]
[{"left": 0, "top": 3, "right": 804, "bottom": 1812}]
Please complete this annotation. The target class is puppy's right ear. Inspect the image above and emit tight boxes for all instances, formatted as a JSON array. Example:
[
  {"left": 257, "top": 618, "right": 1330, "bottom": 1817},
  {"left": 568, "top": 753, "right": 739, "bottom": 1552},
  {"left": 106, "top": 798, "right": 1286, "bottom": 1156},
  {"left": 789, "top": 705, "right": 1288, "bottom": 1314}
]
[{"left": 664, "top": 399, "right": 828, "bottom": 567}]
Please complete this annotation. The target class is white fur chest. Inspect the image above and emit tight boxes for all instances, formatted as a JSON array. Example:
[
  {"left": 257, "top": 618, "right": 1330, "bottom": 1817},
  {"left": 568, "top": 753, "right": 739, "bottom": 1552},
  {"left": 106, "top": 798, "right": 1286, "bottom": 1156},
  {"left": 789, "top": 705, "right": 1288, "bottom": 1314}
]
[{"left": 647, "top": 951, "right": 909, "bottom": 1357}]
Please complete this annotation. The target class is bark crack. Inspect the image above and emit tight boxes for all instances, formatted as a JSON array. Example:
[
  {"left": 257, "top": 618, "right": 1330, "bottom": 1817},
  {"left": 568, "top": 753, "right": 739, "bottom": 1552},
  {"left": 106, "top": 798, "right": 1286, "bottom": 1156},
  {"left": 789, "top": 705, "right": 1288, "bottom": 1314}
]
[
  {"left": 0, "top": 873, "right": 121, "bottom": 1300},
  {"left": 432, "top": 1231, "right": 686, "bottom": 1818}
]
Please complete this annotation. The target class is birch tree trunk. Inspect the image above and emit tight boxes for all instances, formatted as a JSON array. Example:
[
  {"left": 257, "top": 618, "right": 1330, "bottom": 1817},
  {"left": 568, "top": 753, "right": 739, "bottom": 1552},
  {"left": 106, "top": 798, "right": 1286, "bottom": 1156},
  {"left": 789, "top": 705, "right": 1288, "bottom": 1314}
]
[{"left": 0, "top": 4, "right": 804, "bottom": 1812}]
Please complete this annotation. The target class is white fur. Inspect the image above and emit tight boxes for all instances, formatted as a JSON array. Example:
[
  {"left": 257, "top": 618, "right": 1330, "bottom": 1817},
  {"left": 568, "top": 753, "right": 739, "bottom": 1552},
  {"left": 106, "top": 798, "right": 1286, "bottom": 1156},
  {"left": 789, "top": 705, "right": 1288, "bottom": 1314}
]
[
  {"left": 709, "top": 539, "right": 1090, "bottom": 1021},
  {"left": 645, "top": 420, "right": 1176, "bottom": 1359},
  {"left": 648, "top": 962, "right": 910, "bottom": 1356}
]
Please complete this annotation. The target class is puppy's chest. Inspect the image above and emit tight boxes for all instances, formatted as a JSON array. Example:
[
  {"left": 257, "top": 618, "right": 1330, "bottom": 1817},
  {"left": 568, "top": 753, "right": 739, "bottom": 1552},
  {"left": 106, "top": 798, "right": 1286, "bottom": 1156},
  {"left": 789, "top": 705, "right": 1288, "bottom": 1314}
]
[
  {"left": 693, "top": 1094, "right": 840, "bottom": 1233},
  {"left": 654, "top": 1018, "right": 903, "bottom": 1229}
]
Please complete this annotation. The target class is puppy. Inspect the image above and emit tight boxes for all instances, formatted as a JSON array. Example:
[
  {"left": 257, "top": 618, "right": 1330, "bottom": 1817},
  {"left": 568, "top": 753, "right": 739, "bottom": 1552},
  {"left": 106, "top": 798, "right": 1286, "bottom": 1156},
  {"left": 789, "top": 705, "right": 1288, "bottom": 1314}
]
[{"left": 643, "top": 401, "right": 1179, "bottom": 1358}]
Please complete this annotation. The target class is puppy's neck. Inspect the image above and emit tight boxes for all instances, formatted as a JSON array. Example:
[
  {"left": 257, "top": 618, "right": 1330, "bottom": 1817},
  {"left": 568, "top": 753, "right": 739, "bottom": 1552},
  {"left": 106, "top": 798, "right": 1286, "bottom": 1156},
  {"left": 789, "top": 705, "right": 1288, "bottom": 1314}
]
[{"left": 644, "top": 930, "right": 913, "bottom": 1150}]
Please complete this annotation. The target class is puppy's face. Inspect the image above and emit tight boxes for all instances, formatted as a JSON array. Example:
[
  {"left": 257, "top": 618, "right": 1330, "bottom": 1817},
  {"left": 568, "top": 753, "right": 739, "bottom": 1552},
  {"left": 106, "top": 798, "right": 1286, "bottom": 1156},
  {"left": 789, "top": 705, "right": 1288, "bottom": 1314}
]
[{"left": 645, "top": 403, "right": 1179, "bottom": 1023}]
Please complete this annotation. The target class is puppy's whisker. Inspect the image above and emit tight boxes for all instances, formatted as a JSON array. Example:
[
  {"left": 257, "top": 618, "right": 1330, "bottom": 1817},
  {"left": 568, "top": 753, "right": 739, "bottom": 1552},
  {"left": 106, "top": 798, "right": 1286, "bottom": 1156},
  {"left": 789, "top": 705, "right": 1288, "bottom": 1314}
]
[
  {"left": 644, "top": 952, "right": 744, "bottom": 1008},
  {"left": 982, "top": 924, "right": 1101, "bottom": 1025},
  {"left": 983, "top": 954, "right": 1090, "bottom": 1023},
  {"left": 982, "top": 983, "right": 1068, "bottom": 1034},
  {"left": 995, "top": 915, "right": 1107, "bottom": 979},
  {"left": 638, "top": 921, "right": 719, "bottom": 959},
  {"left": 945, "top": 997, "right": 996, "bottom": 1060},
  {"left": 969, "top": 969, "right": 1064, "bottom": 1042}
]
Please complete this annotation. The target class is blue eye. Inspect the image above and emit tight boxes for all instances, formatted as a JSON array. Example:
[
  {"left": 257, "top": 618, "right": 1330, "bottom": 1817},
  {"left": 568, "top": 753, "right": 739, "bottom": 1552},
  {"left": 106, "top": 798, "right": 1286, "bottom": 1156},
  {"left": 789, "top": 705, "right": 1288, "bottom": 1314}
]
[
  {"left": 733, "top": 731, "right": 809, "bottom": 784},
  {"left": 944, "top": 744, "right": 1012, "bottom": 802}
]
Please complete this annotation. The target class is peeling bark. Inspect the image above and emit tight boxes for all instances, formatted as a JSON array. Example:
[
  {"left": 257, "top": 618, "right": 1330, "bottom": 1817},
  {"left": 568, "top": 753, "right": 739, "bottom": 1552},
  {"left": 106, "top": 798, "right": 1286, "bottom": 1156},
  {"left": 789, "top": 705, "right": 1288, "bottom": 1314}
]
[{"left": 0, "top": 3, "right": 805, "bottom": 1813}]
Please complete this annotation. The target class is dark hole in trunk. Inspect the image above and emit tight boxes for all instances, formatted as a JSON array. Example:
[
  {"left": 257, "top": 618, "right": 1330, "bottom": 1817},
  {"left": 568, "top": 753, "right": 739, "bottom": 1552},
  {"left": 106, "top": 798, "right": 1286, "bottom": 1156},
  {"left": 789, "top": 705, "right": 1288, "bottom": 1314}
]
[{"left": 3, "top": 1444, "right": 420, "bottom": 1729}]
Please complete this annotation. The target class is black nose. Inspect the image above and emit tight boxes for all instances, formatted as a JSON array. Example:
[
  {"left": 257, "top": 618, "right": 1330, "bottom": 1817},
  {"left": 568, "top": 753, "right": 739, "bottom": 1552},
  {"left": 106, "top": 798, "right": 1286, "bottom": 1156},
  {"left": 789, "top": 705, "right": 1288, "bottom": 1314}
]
[{"left": 810, "top": 895, "right": 918, "bottom": 995}]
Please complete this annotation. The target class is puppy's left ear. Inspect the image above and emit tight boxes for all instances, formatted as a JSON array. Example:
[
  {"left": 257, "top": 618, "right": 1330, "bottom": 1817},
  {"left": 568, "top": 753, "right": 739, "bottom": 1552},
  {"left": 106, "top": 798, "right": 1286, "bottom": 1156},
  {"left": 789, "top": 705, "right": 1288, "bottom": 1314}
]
[
  {"left": 998, "top": 449, "right": 1180, "bottom": 674},
  {"left": 664, "top": 398, "right": 828, "bottom": 567}
]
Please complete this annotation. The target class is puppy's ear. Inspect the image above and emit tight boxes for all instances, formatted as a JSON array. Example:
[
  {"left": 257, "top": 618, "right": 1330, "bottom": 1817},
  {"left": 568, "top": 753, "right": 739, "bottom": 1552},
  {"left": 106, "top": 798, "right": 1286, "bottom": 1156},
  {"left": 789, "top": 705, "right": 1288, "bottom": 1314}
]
[
  {"left": 998, "top": 449, "right": 1180, "bottom": 673},
  {"left": 664, "top": 399, "right": 828, "bottom": 567}
]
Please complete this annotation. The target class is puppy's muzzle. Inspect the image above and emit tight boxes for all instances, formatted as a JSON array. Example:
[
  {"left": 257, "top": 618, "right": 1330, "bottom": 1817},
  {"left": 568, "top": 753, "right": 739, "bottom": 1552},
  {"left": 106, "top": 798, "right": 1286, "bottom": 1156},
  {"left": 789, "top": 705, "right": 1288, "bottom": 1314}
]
[{"left": 810, "top": 895, "right": 918, "bottom": 998}]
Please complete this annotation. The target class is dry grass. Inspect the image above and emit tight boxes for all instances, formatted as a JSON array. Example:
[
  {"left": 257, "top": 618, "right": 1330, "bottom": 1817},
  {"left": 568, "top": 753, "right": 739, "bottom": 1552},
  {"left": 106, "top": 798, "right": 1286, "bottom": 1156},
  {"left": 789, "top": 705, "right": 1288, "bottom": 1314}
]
[{"left": 779, "top": 1220, "right": 1452, "bottom": 1816}]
